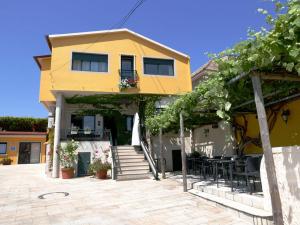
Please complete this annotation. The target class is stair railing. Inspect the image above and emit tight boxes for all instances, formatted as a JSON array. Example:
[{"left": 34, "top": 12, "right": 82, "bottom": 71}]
[
  {"left": 107, "top": 130, "right": 116, "bottom": 180},
  {"left": 141, "top": 141, "right": 159, "bottom": 180}
]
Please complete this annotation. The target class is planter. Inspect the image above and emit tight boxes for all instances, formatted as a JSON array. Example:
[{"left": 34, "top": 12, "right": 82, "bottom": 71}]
[
  {"left": 61, "top": 167, "right": 74, "bottom": 179},
  {"left": 96, "top": 170, "right": 108, "bottom": 179}
]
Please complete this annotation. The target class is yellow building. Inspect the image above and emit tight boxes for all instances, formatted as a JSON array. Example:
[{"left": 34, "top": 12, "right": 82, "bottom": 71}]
[
  {"left": 0, "top": 131, "right": 46, "bottom": 165},
  {"left": 35, "top": 28, "right": 191, "bottom": 178},
  {"left": 234, "top": 98, "right": 300, "bottom": 154}
]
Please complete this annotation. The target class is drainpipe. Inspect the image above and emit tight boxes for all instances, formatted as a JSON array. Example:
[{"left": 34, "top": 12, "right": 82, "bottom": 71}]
[{"left": 52, "top": 93, "right": 62, "bottom": 178}]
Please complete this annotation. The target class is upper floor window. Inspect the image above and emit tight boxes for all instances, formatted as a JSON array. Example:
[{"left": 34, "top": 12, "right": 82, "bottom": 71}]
[
  {"left": 143, "top": 58, "right": 174, "bottom": 76},
  {"left": 72, "top": 53, "right": 108, "bottom": 72},
  {"left": 0, "top": 143, "right": 7, "bottom": 154}
]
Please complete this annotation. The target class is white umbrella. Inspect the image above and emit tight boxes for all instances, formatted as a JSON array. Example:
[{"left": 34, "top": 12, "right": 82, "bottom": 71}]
[{"left": 131, "top": 112, "right": 140, "bottom": 146}]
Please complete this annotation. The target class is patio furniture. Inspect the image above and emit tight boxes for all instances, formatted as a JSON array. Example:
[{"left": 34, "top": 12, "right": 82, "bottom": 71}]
[
  {"left": 230, "top": 156, "right": 262, "bottom": 193},
  {"left": 215, "top": 157, "right": 233, "bottom": 187}
]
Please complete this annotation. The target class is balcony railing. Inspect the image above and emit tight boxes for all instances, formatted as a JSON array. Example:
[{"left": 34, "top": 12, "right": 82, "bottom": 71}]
[
  {"left": 119, "top": 69, "right": 137, "bottom": 80},
  {"left": 63, "top": 129, "right": 111, "bottom": 141},
  {"left": 119, "top": 69, "right": 138, "bottom": 90}
]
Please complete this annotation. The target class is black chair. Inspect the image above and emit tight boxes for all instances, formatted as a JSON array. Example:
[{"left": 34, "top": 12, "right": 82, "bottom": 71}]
[{"left": 231, "top": 156, "right": 262, "bottom": 193}]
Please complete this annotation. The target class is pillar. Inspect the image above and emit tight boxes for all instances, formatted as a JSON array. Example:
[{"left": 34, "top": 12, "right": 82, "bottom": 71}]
[{"left": 52, "top": 93, "right": 63, "bottom": 178}]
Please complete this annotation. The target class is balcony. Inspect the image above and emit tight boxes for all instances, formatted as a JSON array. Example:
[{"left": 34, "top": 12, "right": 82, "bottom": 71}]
[
  {"left": 119, "top": 69, "right": 138, "bottom": 90},
  {"left": 64, "top": 129, "right": 111, "bottom": 141}
]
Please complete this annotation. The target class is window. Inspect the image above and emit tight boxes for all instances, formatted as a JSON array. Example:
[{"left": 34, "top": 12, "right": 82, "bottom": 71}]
[
  {"left": 72, "top": 53, "right": 108, "bottom": 72},
  {"left": 144, "top": 58, "right": 174, "bottom": 76},
  {"left": 0, "top": 143, "right": 7, "bottom": 154}
]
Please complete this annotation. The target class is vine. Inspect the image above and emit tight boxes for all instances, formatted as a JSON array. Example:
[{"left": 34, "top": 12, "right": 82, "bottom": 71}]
[{"left": 145, "top": 0, "right": 300, "bottom": 134}]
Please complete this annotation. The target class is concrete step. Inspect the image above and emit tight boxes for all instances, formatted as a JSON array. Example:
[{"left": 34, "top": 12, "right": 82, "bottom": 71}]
[
  {"left": 116, "top": 173, "right": 152, "bottom": 181},
  {"left": 117, "top": 169, "right": 150, "bottom": 175},
  {"left": 117, "top": 161, "right": 149, "bottom": 167},
  {"left": 116, "top": 158, "right": 147, "bottom": 163},
  {"left": 189, "top": 189, "right": 273, "bottom": 225},
  {"left": 114, "top": 145, "right": 139, "bottom": 150},
  {"left": 116, "top": 165, "right": 149, "bottom": 171},
  {"left": 115, "top": 151, "right": 143, "bottom": 156},
  {"left": 115, "top": 155, "right": 145, "bottom": 160}
]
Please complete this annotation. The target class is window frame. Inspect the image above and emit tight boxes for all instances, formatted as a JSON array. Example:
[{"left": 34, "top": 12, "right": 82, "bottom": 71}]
[
  {"left": 0, "top": 142, "right": 7, "bottom": 155},
  {"left": 70, "top": 51, "right": 110, "bottom": 74},
  {"left": 142, "top": 56, "right": 176, "bottom": 77}
]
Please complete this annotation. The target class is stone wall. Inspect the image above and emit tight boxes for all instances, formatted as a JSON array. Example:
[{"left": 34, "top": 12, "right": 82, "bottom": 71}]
[{"left": 261, "top": 146, "right": 300, "bottom": 225}]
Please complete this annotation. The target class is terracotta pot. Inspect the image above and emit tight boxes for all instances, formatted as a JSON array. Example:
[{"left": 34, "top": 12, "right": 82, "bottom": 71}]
[
  {"left": 96, "top": 170, "right": 107, "bottom": 179},
  {"left": 61, "top": 168, "right": 74, "bottom": 179}
]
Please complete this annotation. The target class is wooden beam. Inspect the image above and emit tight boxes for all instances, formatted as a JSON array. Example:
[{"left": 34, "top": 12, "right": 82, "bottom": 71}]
[
  {"left": 159, "top": 128, "right": 166, "bottom": 179},
  {"left": 258, "top": 71, "right": 300, "bottom": 82},
  {"left": 180, "top": 112, "right": 188, "bottom": 192},
  {"left": 251, "top": 75, "right": 283, "bottom": 225}
]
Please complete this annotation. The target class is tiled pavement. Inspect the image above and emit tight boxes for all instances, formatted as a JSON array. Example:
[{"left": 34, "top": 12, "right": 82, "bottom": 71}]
[{"left": 0, "top": 164, "right": 250, "bottom": 225}]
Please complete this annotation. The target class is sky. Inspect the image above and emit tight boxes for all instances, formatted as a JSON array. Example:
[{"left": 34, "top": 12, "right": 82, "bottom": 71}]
[{"left": 0, "top": 0, "right": 275, "bottom": 118}]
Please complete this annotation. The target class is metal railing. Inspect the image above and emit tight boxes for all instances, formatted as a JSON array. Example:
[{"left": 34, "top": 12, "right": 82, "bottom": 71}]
[
  {"left": 141, "top": 141, "right": 159, "bottom": 180},
  {"left": 119, "top": 69, "right": 138, "bottom": 80},
  {"left": 108, "top": 130, "right": 116, "bottom": 180},
  {"left": 63, "top": 129, "right": 111, "bottom": 141}
]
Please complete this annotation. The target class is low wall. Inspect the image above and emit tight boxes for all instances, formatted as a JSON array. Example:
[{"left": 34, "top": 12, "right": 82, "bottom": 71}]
[
  {"left": 60, "top": 141, "right": 111, "bottom": 176},
  {"left": 261, "top": 146, "right": 300, "bottom": 225}
]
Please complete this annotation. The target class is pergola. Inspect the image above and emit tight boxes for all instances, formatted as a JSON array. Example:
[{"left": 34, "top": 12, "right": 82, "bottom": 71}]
[{"left": 174, "top": 70, "right": 300, "bottom": 225}]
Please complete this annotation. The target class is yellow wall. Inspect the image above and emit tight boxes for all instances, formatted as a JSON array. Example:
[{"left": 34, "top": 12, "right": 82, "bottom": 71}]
[
  {"left": 39, "top": 31, "right": 191, "bottom": 102},
  {"left": 0, "top": 136, "right": 46, "bottom": 164},
  {"left": 39, "top": 57, "right": 55, "bottom": 102},
  {"left": 234, "top": 98, "right": 300, "bottom": 154}
]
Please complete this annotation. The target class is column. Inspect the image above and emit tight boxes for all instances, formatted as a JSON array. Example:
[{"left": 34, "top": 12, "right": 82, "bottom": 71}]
[
  {"left": 52, "top": 93, "right": 63, "bottom": 178},
  {"left": 45, "top": 111, "right": 54, "bottom": 175}
]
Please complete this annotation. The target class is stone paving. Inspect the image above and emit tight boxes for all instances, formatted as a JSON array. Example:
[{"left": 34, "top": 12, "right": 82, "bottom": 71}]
[{"left": 0, "top": 164, "right": 250, "bottom": 225}]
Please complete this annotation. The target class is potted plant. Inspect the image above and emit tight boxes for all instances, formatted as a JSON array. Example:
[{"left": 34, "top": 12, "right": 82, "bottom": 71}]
[
  {"left": 119, "top": 78, "right": 137, "bottom": 90},
  {"left": 89, "top": 158, "right": 111, "bottom": 179},
  {"left": 58, "top": 140, "right": 78, "bottom": 179},
  {"left": 1, "top": 157, "right": 13, "bottom": 165},
  {"left": 84, "top": 127, "right": 92, "bottom": 135}
]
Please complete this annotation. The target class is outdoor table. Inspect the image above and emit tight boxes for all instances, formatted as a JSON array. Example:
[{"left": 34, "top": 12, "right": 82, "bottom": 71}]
[{"left": 215, "top": 160, "right": 234, "bottom": 188}]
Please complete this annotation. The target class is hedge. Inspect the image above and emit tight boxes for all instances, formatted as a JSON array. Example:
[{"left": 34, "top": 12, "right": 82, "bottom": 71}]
[{"left": 0, "top": 117, "right": 47, "bottom": 132}]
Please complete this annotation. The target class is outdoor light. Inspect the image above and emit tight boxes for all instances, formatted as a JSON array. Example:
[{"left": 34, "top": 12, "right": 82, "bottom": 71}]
[{"left": 281, "top": 109, "right": 290, "bottom": 124}]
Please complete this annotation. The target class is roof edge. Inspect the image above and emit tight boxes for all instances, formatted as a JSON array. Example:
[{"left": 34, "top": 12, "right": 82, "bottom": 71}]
[
  {"left": 46, "top": 28, "right": 189, "bottom": 59},
  {"left": 33, "top": 55, "right": 51, "bottom": 69}
]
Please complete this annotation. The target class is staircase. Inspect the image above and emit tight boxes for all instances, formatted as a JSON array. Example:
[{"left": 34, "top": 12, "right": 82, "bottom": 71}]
[{"left": 113, "top": 145, "right": 152, "bottom": 181}]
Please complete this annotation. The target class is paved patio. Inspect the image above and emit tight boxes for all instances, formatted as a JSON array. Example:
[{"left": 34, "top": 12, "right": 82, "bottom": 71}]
[{"left": 0, "top": 164, "right": 250, "bottom": 225}]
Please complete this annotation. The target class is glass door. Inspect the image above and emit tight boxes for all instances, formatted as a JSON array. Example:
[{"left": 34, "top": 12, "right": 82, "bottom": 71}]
[
  {"left": 121, "top": 56, "right": 134, "bottom": 79},
  {"left": 30, "top": 143, "right": 41, "bottom": 164}
]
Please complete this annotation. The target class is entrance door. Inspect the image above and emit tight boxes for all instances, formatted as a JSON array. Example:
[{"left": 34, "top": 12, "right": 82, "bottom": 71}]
[
  {"left": 18, "top": 142, "right": 41, "bottom": 164},
  {"left": 121, "top": 56, "right": 134, "bottom": 79},
  {"left": 172, "top": 150, "right": 182, "bottom": 171},
  {"left": 77, "top": 152, "right": 91, "bottom": 176}
]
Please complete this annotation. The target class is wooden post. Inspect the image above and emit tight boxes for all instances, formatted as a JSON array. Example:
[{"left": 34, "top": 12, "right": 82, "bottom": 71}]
[
  {"left": 159, "top": 128, "right": 166, "bottom": 179},
  {"left": 180, "top": 112, "right": 188, "bottom": 192},
  {"left": 251, "top": 75, "right": 283, "bottom": 225}
]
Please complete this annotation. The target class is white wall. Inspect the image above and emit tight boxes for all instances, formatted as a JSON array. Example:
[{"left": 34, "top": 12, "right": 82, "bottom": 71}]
[
  {"left": 261, "top": 146, "right": 300, "bottom": 225},
  {"left": 151, "top": 131, "right": 191, "bottom": 171},
  {"left": 193, "top": 121, "right": 235, "bottom": 157}
]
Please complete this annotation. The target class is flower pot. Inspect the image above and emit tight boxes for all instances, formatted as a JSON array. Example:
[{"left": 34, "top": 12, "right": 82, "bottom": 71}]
[
  {"left": 61, "top": 168, "right": 74, "bottom": 179},
  {"left": 96, "top": 170, "right": 108, "bottom": 179}
]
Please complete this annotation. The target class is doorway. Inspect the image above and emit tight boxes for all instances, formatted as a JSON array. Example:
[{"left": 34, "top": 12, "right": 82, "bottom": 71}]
[
  {"left": 104, "top": 116, "right": 117, "bottom": 146},
  {"left": 77, "top": 152, "right": 91, "bottom": 176},
  {"left": 18, "top": 142, "right": 41, "bottom": 164},
  {"left": 172, "top": 150, "right": 182, "bottom": 171}
]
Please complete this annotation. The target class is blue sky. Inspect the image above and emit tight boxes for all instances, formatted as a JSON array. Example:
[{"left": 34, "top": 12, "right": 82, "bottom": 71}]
[{"left": 0, "top": 0, "right": 275, "bottom": 118}]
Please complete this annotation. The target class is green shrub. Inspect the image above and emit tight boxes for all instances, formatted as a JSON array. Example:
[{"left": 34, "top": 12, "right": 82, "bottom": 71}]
[{"left": 0, "top": 117, "right": 47, "bottom": 132}]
